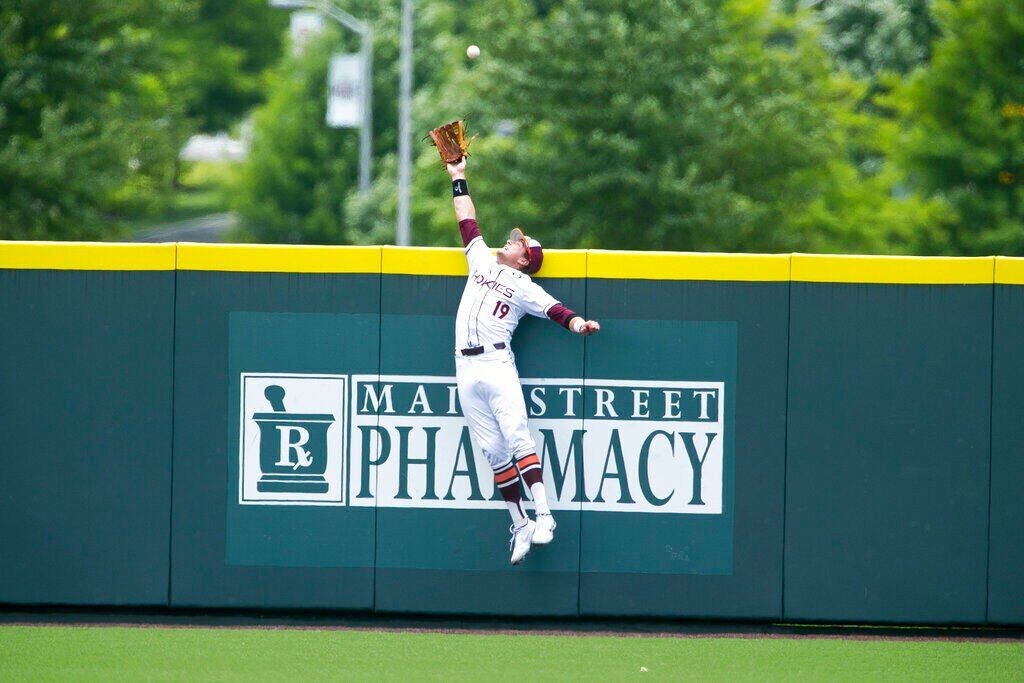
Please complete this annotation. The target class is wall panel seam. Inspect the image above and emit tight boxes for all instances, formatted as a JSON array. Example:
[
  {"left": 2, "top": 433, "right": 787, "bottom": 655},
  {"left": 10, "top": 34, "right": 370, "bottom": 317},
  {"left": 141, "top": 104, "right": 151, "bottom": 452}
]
[
  {"left": 372, "top": 267, "right": 383, "bottom": 612},
  {"left": 984, "top": 263, "right": 996, "bottom": 623},
  {"left": 165, "top": 246, "right": 179, "bottom": 606},
  {"left": 779, "top": 258, "right": 793, "bottom": 620},
  {"left": 575, "top": 250, "right": 590, "bottom": 617}
]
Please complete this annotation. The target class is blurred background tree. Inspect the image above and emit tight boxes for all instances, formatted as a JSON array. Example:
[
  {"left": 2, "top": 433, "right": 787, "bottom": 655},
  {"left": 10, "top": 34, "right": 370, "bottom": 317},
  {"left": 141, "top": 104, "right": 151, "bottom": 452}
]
[
  {"left": 0, "top": 0, "right": 287, "bottom": 240},
  {"left": 818, "top": 0, "right": 937, "bottom": 81},
  {"left": 233, "top": 0, "right": 459, "bottom": 244},
  {"left": 403, "top": 0, "right": 935, "bottom": 253},
  {"left": 232, "top": 29, "right": 365, "bottom": 244},
  {"left": 0, "top": 0, "right": 192, "bottom": 239},
  {"left": 232, "top": 1, "right": 397, "bottom": 245},
  {"left": 1, "top": 0, "right": 1020, "bottom": 254},
  {"left": 173, "top": 0, "right": 289, "bottom": 133},
  {"left": 883, "top": 0, "right": 1024, "bottom": 255}
]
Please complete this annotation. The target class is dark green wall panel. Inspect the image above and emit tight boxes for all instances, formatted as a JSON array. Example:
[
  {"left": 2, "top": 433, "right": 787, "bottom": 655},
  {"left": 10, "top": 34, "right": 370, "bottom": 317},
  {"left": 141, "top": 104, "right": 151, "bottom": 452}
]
[
  {"left": 169, "top": 272, "right": 379, "bottom": 609},
  {"left": 0, "top": 270, "right": 174, "bottom": 605},
  {"left": 785, "top": 283, "right": 991, "bottom": 624},
  {"left": 579, "top": 280, "right": 788, "bottom": 618},
  {"left": 372, "top": 274, "right": 585, "bottom": 615},
  {"left": 989, "top": 284, "right": 1024, "bottom": 624},
  {"left": 3, "top": 253, "right": 1011, "bottom": 625}
]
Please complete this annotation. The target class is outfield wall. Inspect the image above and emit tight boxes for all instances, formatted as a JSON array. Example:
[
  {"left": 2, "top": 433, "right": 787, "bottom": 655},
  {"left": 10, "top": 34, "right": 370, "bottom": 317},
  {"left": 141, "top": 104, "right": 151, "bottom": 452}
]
[{"left": 0, "top": 242, "right": 1020, "bottom": 625}]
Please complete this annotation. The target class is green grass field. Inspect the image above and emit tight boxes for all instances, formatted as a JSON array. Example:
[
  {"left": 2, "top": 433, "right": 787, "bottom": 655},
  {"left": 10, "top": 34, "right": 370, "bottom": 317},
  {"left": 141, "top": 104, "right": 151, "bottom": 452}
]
[{"left": 0, "top": 626, "right": 1021, "bottom": 681}]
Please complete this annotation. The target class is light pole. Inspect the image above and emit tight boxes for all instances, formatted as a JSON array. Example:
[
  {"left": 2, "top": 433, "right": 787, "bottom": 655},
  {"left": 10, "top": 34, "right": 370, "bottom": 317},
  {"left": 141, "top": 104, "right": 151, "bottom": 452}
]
[
  {"left": 270, "top": 0, "right": 373, "bottom": 195},
  {"left": 395, "top": 0, "right": 413, "bottom": 246}
]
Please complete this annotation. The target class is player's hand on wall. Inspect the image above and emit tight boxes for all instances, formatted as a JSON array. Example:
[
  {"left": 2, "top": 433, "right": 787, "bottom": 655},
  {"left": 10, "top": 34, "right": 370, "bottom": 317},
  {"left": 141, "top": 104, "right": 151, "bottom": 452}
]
[
  {"left": 578, "top": 320, "right": 601, "bottom": 336},
  {"left": 446, "top": 157, "right": 467, "bottom": 179}
]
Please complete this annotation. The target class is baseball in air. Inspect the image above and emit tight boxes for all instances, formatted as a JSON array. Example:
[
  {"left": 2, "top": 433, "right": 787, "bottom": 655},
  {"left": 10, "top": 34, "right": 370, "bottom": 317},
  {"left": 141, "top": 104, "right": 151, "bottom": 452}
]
[{"left": 466, "top": 44, "right": 481, "bottom": 60}]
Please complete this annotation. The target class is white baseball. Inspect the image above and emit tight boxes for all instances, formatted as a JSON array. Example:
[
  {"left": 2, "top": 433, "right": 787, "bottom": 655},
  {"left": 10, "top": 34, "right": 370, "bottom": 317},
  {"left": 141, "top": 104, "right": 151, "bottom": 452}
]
[{"left": 466, "top": 44, "right": 480, "bottom": 60}]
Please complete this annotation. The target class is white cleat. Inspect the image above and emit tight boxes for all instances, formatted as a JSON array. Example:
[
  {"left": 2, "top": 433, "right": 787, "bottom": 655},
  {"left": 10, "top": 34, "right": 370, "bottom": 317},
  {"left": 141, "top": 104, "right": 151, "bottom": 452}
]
[
  {"left": 532, "top": 513, "right": 556, "bottom": 545},
  {"left": 509, "top": 520, "right": 536, "bottom": 565}
]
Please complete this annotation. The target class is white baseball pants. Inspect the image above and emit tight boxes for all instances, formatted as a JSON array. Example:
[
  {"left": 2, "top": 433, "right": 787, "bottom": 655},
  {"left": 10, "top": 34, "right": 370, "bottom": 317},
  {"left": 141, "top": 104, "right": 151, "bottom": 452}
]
[{"left": 455, "top": 353, "right": 536, "bottom": 470}]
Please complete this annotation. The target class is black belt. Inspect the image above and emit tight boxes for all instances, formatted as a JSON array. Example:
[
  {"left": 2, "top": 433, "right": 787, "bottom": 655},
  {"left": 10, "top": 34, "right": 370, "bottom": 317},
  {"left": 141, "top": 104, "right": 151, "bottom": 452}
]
[{"left": 460, "top": 342, "right": 506, "bottom": 356}]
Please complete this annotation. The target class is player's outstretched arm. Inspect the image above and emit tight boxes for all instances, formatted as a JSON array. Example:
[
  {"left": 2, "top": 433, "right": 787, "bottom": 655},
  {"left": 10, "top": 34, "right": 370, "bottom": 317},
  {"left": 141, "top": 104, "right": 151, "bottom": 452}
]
[
  {"left": 539, "top": 299, "right": 601, "bottom": 337},
  {"left": 447, "top": 157, "right": 475, "bottom": 222},
  {"left": 446, "top": 156, "right": 485, "bottom": 259},
  {"left": 527, "top": 280, "right": 600, "bottom": 337}
]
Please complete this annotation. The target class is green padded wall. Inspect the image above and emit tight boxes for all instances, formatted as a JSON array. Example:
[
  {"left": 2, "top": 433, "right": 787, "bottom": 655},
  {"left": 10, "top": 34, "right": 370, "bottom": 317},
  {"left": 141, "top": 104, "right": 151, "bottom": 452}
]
[
  {"left": 4, "top": 243, "right": 1018, "bottom": 626},
  {"left": 579, "top": 279, "right": 789, "bottom": 618},
  {"left": 989, "top": 283, "right": 1024, "bottom": 624},
  {"left": 785, "top": 283, "right": 992, "bottom": 624},
  {"left": 169, "top": 271, "right": 380, "bottom": 609},
  {"left": 0, "top": 269, "right": 174, "bottom": 605}
]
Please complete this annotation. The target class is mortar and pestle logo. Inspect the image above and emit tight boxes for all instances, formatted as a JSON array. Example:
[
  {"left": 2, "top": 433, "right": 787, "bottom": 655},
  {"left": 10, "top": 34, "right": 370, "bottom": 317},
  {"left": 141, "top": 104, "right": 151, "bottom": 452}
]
[{"left": 253, "top": 384, "right": 335, "bottom": 494}]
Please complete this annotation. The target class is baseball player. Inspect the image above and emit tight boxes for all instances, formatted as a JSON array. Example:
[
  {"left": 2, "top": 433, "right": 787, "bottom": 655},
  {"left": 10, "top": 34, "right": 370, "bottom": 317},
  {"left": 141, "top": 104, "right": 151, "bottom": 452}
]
[{"left": 445, "top": 155, "right": 601, "bottom": 565}]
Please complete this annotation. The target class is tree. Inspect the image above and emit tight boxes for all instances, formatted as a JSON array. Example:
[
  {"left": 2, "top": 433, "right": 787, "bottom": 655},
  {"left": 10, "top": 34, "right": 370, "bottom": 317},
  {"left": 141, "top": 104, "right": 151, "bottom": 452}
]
[
  {"left": 234, "top": 0, "right": 460, "bottom": 244},
  {"left": 234, "top": 0, "right": 946, "bottom": 254},
  {"left": 885, "top": 0, "right": 1024, "bottom": 254},
  {"left": 0, "top": 0, "right": 193, "bottom": 240},
  {"left": 173, "top": 0, "right": 290, "bottom": 133},
  {"left": 233, "top": 31, "right": 365, "bottom": 244},
  {"left": 818, "top": 0, "right": 937, "bottom": 80},
  {"left": 408, "top": 0, "right": 927, "bottom": 253}
]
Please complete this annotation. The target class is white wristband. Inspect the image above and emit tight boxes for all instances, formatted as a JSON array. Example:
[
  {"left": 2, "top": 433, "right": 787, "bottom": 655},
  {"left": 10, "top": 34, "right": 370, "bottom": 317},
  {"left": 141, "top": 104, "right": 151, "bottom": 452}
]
[{"left": 571, "top": 318, "right": 585, "bottom": 334}]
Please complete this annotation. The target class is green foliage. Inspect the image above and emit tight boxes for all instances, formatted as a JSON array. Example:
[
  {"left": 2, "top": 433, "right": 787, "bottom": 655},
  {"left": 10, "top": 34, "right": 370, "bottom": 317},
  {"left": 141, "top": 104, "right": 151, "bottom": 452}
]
[
  {"left": 174, "top": 0, "right": 289, "bottom": 133},
  {"left": 236, "top": 0, "right": 951, "bottom": 254},
  {"left": 0, "top": 0, "right": 287, "bottom": 240},
  {"left": 408, "top": 0, "right": 924, "bottom": 253},
  {"left": 235, "top": 0, "right": 456, "bottom": 244},
  {"left": 818, "top": 0, "right": 937, "bottom": 80},
  {"left": 6, "top": 0, "right": 1011, "bottom": 255},
  {"left": 0, "top": 0, "right": 193, "bottom": 240},
  {"left": 885, "top": 0, "right": 1024, "bottom": 255},
  {"left": 233, "top": 29, "right": 373, "bottom": 244}
]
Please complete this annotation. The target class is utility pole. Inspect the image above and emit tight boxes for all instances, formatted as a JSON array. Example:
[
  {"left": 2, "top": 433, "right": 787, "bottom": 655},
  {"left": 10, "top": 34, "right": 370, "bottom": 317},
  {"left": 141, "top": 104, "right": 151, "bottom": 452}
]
[{"left": 396, "top": 0, "right": 414, "bottom": 246}]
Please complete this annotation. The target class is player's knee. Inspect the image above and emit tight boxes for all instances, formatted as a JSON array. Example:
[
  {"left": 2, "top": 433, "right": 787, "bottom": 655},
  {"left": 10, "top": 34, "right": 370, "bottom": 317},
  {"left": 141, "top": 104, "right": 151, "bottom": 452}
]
[
  {"left": 482, "top": 444, "right": 511, "bottom": 471},
  {"left": 509, "top": 439, "right": 536, "bottom": 462},
  {"left": 487, "top": 454, "right": 514, "bottom": 474}
]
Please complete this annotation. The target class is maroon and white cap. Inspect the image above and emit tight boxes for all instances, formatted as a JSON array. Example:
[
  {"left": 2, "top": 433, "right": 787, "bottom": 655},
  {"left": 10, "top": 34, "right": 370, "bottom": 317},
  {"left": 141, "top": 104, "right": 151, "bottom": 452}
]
[{"left": 510, "top": 227, "right": 544, "bottom": 275}]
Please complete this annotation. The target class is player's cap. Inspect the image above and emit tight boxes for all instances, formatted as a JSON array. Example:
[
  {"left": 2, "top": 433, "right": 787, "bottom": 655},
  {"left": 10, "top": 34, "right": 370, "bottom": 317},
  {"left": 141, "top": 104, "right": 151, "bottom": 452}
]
[{"left": 510, "top": 227, "right": 544, "bottom": 275}]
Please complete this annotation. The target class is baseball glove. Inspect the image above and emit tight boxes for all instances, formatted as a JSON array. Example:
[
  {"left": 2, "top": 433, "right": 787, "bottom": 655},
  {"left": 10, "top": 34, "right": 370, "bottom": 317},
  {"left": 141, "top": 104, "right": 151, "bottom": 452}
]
[{"left": 427, "top": 120, "right": 475, "bottom": 164}]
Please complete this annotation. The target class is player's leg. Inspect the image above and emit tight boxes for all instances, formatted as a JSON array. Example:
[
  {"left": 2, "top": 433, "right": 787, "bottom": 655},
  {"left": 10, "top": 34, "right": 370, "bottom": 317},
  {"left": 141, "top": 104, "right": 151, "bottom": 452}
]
[
  {"left": 492, "top": 454, "right": 536, "bottom": 565},
  {"left": 456, "top": 360, "right": 529, "bottom": 529},
  {"left": 466, "top": 419, "right": 537, "bottom": 564},
  {"left": 460, "top": 359, "right": 536, "bottom": 564},
  {"left": 514, "top": 448, "right": 556, "bottom": 545},
  {"left": 513, "top": 453, "right": 549, "bottom": 516},
  {"left": 491, "top": 458, "right": 526, "bottom": 524},
  {"left": 485, "top": 360, "right": 556, "bottom": 544}
]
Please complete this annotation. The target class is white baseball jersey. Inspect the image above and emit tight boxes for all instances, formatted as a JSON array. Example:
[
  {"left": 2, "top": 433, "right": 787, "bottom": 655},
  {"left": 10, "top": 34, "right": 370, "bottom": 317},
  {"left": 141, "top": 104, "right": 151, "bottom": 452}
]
[{"left": 454, "top": 234, "right": 559, "bottom": 353}]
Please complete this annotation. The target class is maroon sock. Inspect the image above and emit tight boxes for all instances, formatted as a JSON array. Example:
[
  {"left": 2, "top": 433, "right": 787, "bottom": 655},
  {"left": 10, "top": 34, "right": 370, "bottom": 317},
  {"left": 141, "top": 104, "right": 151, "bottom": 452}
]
[{"left": 494, "top": 461, "right": 526, "bottom": 524}]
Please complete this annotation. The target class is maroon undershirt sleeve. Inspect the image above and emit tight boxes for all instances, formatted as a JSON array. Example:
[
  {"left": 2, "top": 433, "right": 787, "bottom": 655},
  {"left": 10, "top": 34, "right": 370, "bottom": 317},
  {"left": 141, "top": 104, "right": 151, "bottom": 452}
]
[
  {"left": 458, "top": 219, "right": 481, "bottom": 248},
  {"left": 547, "top": 303, "right": 577, "bottom": 329}
]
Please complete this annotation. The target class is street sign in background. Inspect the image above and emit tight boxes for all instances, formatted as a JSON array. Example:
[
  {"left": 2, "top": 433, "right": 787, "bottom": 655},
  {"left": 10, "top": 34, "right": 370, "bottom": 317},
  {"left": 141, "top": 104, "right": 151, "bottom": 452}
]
[
  {"left": 327, "top": 53, "right": 364, "bottom": 129},
  {"left": 289, "top": 11, "right": 325, "bottom": 56}
]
